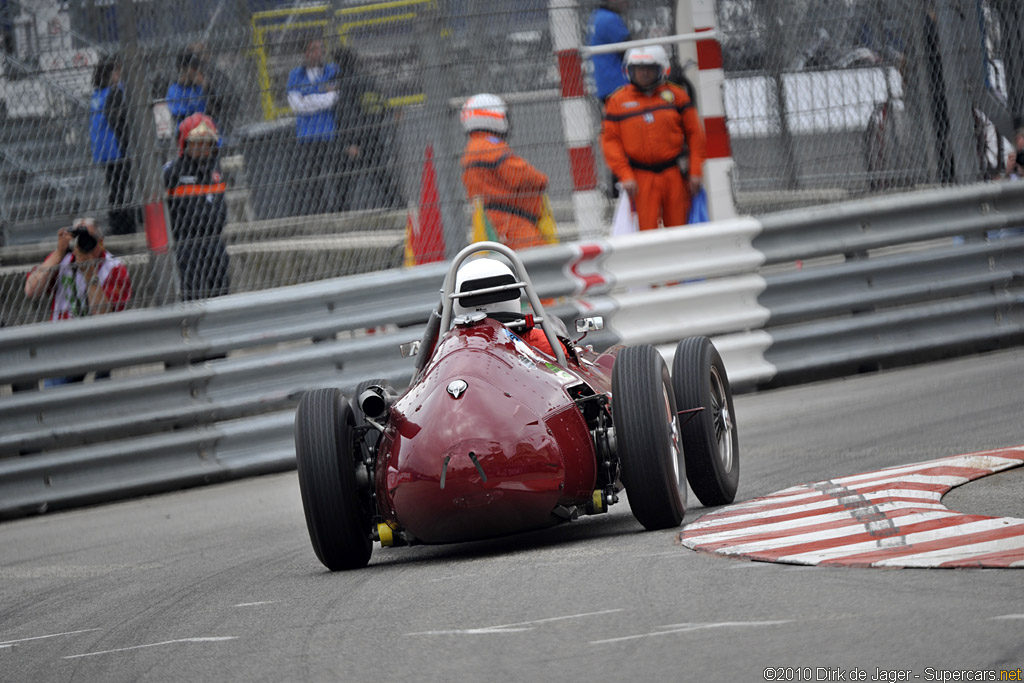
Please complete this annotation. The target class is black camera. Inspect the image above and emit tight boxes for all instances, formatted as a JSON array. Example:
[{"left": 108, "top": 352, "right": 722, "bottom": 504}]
[
  {"left": 1014, "top": 151, "right": 1024, "bottom": 169},
  {"left": 69, "top": 226, "right": 98, "bottom": 253}
]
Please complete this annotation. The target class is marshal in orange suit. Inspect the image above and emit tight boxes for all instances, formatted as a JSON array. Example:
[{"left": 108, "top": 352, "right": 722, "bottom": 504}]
[
  {"left": 601, "top": 45, "right": 706, "bottom": 230},
  {"left": 460, "top": 93, "right": 548, "bottom": 250}
]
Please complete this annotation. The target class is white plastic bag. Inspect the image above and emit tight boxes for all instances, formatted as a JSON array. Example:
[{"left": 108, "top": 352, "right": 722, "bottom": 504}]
[{"left": 611, "top": 189, "right": 639, "bottom": 236}]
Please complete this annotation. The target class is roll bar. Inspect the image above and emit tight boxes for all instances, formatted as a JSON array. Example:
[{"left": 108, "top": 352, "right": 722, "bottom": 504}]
[{"left": 438, "top": 241, "right": 568, "bottom": 368}]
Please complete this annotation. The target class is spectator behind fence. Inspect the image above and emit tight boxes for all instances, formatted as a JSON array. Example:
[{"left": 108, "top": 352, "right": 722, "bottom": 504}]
[
  {"left": 90, "top": 55, "right": 137, "bottom": 235},
  {"left": 24, "top": 218, "right": 132, "bottom": 387},
  {"left": 601, "top": 46, "right": 706, "bottom": 230},
  {"left": 287, "top": 39, "right": 340, "bottom": 215},
  {"left": 1005, "top": 127, "right": 1024, "bottom": 179},
  {"left": 460, "top": 93, "right": 549, "bottom": 250},
  {"left": 167, "top": 49, "right": 220, "bottom": 129},
  {"left": 588, "top": 0, "right": 630, "bottom": 104},
  {"left": 164, "top": 113, "right": 230, "bottom": 301},
  {"left": 185, "top": 42, "right": 237, "bottom": 137},
  {"left": 332, "top": 45, "right": 403, "bottom": 211},
  {"left": 588, "top": 0, "right": 630, "bottom": 198}
]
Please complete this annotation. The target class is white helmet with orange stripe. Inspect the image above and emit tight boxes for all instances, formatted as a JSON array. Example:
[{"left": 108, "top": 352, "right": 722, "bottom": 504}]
[
  {"left": 460, "top": 93, "right": 509, "bottom": 135},
  {"left": 625, "top": 45, "right": 669, "bottom": 90}
]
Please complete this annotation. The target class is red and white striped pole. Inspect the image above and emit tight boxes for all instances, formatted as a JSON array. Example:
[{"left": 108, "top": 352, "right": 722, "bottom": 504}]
[
  {"left": 548, "top": 0, "right": 604, "bottom": 240},
  {"left": 679, "top": 0, "right": 735, "bottom": 220}
]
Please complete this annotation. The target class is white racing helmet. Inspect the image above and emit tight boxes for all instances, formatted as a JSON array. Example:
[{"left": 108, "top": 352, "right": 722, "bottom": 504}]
[
  {"left": 460, "top": 93, "right": 509, "bottom": 135},
  {"left": 625, "top": 45, "right": 669, "bottom": 89},
  {"left": 453, "top": 258, "right": 521, "bottom": 318}
]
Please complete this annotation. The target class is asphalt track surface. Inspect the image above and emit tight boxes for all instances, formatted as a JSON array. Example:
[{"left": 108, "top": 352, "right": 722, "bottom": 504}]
[{"left": 2, "top": 348, "right": 1022, "bottom": 683}]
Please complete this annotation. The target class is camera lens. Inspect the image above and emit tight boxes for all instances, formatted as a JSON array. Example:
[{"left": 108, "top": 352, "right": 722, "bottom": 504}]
[{"left": 72, "top": 228, "right": 98, "bottom": 253}]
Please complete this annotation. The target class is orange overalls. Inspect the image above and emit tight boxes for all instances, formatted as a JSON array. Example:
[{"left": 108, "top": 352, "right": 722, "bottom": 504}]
[
  {"left": 461, "top": 131, "right": 548, "bottom": 250},
  {"left": 601, "top": 82, "right": 706, "bottom": 230}
]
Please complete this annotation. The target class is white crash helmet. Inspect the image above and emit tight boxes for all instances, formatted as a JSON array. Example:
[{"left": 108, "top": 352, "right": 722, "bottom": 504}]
[
  {"left": 460, "top": 93, "right": 509, "bottom": 135},
  {"left": 453, "top": 258, "right": 521, "bottom": 318},
  {"left": 625, "top": 45, "right": 669, "bottom": 89}
]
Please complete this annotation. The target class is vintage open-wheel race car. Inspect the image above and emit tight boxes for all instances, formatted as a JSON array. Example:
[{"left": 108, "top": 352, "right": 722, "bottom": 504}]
[{"left": 294, "top": 241, "right": 739, "bottom": 570}]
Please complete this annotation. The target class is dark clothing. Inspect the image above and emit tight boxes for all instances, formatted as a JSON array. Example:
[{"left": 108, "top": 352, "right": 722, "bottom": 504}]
[
  {"left": 293, "top": 138, "right": 338, "bottom": 215},
  {"left": 332, "top": 59, "right": 403, "bottom": 211},
  {"left": 95, "top": 85, "right": 137, "bottom": 234},
  {"left": 164, "top": 154, "right": 230, "bottom": 300},
  {"left": 104, "top": 159, "right": 137, "bottom": 235}
]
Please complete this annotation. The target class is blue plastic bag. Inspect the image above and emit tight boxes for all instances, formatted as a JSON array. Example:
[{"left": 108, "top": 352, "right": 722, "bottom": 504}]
[{"left": 688, "top": 187, "right": 709, "bottom": 224}]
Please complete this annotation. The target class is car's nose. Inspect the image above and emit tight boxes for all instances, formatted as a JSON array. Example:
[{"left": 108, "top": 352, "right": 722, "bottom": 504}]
[{"left": 382, "top": 383, "right": 566, "bottom": 543}]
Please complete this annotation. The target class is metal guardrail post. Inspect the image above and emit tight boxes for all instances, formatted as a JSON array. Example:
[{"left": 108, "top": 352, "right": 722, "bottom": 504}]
[{"left": 116, "top": 0, "right": 180, "bottom": 306}]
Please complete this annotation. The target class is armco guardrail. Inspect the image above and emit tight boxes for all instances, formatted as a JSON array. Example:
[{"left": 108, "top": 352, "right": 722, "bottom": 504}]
[{"left": 2, "top": 182, "right": 1023, "bottom": 518}]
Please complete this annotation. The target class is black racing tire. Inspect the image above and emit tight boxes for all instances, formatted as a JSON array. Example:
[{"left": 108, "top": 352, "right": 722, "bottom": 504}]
[
  {"left": 612, "top": 345, "right": 687, "bottom": 530},
  {"left": 672, "top": 336, "right": 739, "bottom": 507},
  {"left": 295, "top": 388, "right": 373, "bottom": 570}
]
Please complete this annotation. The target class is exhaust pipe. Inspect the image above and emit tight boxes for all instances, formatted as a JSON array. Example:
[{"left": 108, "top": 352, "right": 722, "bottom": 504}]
[{"left": 358, "top": 384, "right": 394, "bottom": 420}]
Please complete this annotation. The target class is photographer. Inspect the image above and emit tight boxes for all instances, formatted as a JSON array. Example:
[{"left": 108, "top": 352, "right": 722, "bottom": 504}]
[
  {"left": 1006, "top": 128, "right": 1024, "bottom": 179},
  {"left": 24, "top": 218, "right": 132, "bottom": 387},
  {"left": 24, "top": 218, "right": 132, "bottom": 321}
]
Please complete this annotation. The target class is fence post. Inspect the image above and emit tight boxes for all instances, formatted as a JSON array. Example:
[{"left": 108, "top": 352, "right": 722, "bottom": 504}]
[
  {"left": 759, "top": 2, "right": 800, "bottom": 192},
  {"left": 679, "top": 0, "right": 735, "bottom": 221},
  {"left": 116, "top": 0, "right": 180, "bottom": 305},
  {"left": 418, "top": 0, "right": 464, "bottom": 259},
  {"left": 548, "top": 0, "right": 603, "bottom": 240},
  {"left": 930, "top": 0, "right": 982, "bottom": 184}
]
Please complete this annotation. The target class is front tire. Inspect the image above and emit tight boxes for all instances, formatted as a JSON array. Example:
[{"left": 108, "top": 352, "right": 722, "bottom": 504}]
[
  {"left": 672, "top": 337, "right": 739, "bottom": 506},
  {"left": 612, "top": 345, "right": 686, "bottom": 530},
  {"left": 295, "top": 388, "right": 373, "bottom": 570}
]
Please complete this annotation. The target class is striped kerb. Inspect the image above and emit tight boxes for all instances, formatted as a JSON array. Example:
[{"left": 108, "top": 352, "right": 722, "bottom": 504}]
[{"left": 681, "top": 447, "right": 1024, "bottom": 568}]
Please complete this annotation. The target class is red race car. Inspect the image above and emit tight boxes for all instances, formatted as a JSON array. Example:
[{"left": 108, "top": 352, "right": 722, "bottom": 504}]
[{"left": 294, "top": 242, "right": 739, "bottom": 570}]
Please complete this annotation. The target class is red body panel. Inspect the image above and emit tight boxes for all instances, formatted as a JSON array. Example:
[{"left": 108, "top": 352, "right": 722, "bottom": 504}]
[{"left": 376, "top": 318, "right": 617, "bottom": 544}]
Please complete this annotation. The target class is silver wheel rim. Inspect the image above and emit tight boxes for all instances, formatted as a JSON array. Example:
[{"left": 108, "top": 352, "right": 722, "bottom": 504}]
[
  {"left": 709, "top": 366, "right": 734, "bottom": 473},
  {"left": 663, "top": 383, "right": 683, "bottom": 487}
]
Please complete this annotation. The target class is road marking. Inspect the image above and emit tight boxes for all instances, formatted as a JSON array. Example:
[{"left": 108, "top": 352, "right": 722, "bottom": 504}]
[
  {"left": 234, "top": 601, "right": 279, "bottom": 607},
  {"left": 680, "top": 446, "right": 1024, "bottom": 569},
  {"left": 0, "top": 629, "right": 100, "bottom": 647},
  {"left": 991, "top": 615, "right": 1024, "bottom": 620},
  {"left": 634, "top": 551, "right": 687, "bottom": 558},
  {"left": 589, "top": 620, "right": 791, "bottom": 645},
  {"left": 405, "top": 608, "right": 623, "bottom": 636},
  {"left": 428, "top": 573, "right": 483, "bottom": 582},
  {"left": 63, "top": 637, "right": 238, "bottom": 659}
]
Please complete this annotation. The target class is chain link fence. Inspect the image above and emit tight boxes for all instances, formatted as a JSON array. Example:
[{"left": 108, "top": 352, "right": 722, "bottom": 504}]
[
  {"left": 718, "top": 0, "right": 1024, "bottom": 214},
  {"left": 2, "top": 0, "right": 1022, "bottom": 327},
  {"left": 0, "top": 0, "right": 678, "bottom": 326}
]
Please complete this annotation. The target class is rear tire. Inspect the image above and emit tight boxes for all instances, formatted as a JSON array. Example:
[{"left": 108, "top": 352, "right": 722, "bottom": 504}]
[
  {"left": 612, "top": 345, "right": 686, "bottom": 530},
  {"left": 672, "top": 337, "right": 739, "bottom": 506},
  {"left": 295, "top": 388, "right": 373, "bottom": 570}
]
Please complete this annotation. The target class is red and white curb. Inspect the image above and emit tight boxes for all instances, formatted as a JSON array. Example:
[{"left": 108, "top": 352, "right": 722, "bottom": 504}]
[{"left": 680, "top": 446, "right": 1024, "bottom": 568}]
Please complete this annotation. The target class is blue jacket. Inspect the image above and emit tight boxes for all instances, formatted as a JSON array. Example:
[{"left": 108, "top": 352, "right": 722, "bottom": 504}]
[
  {"left": 90, "top": 85, "right": 123, "bottom": 164},
  {"left": 588, "top": 7, "right": 630, "bottom": 100},
  {"left": 287, "top": 63, "right": 340, "bottom": 141},
  {"left": 166, "top": 82, "right": 207, "bottom": 123}
]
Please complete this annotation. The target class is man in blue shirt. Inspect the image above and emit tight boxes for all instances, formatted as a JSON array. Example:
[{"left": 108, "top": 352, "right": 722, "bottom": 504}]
[
  {"left": 287, "top": 39, "right": 341, "bottom": 214},
  {"left": 588, "top": 0, "right": 630, "bottom": 103},
  {"left": 90, "top": 55, "right": 136, "bottom": 235},
  {"left": 167, "top": 51, "right": 210, "bottom": 126}
]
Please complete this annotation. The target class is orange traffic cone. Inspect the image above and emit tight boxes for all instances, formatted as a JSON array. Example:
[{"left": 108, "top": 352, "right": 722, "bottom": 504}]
[{"left": 403, "top": 145, "right": 446, "bottom": 266}]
